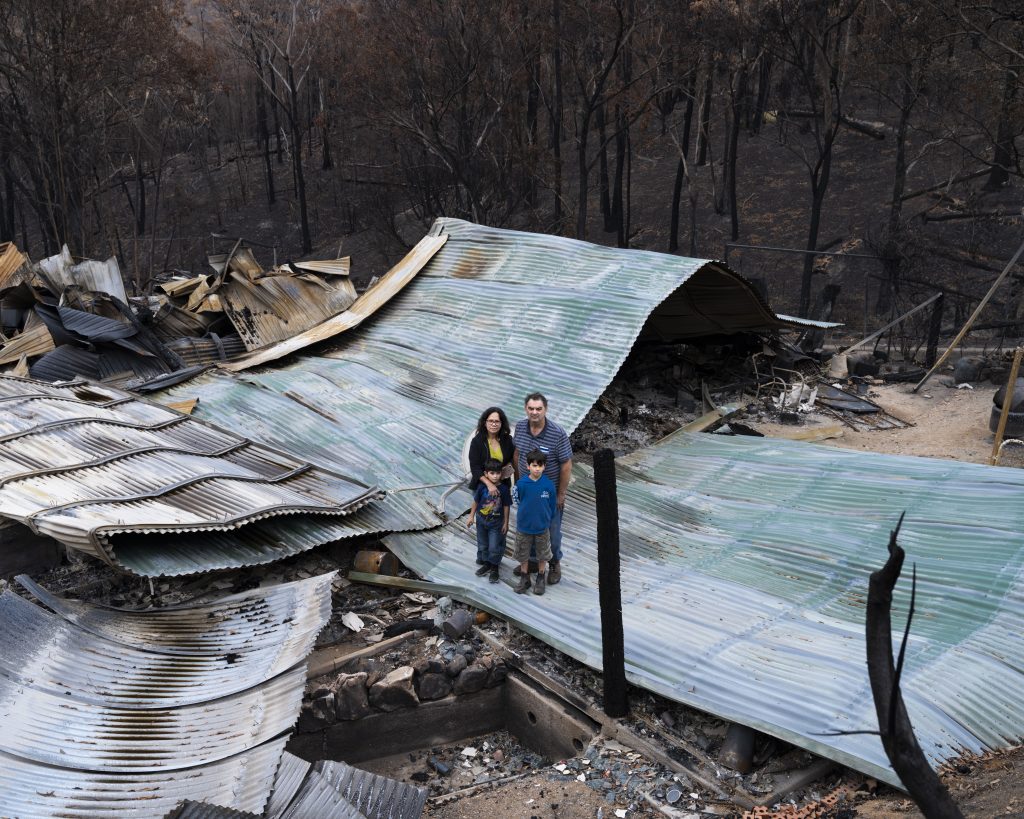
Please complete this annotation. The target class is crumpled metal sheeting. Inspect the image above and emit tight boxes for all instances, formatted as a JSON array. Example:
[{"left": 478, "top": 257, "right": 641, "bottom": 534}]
[
  {"left": 384, "top": 432, "right": 1024, "bottom": 787},
  {"left": 278, "top": 771, "right": 367, "bottom": 819},
  {"left": 17, "top": 572, "right": 333, "bottom": 664},
  {"left": 107, "top": 491, "right": 438, "bottom": 578},
  {"left": 0, "top": 374, "right": 381, "bottom": 574},
  {"left": 0, "top": 664, "right": 304, "bottom": 771},
  {"left": 265, "top": 752, "right": 312, "bottom": 818},
  {"left": 0, "top": 590, "right": 302, "bottom": 709},
  {"left": 315, "top": 760, "right": 427, "bottom": 819},
  {"left": 0, "top": 738, "right": 286, "bottom": 819}
]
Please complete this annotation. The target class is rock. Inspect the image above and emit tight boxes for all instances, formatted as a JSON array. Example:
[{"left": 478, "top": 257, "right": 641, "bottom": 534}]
[
  {"left": 333, "top": 672, "right": 371, "bottom": 721},
  {"left": 676, "top": 390, "right": 697, "bottom": 413},
  {"left": 412, "top": 657, "right": 445, "bottom": 678},
  {"left": 337, "top": 656, "right": 384, "bottom": 687},
  {"left": 486, "top": 658, "right": 508, "bottom": 688},
  {"left": 848, "top": 353, "right": 880, "bottom": 377},
  {"left": 446, "top": 654, "right": 468, "bottom": 677},
  {"left": 453, "top": 663, "right": 489, "bottom": 695},
  {"left": 492, "top": 749, "right": 504, "bottom": 763},
  {"left": 953, "top": 356, "right": 985, "bottom": 384},
  {"left": 994, "top": 377, "right": 1024, "bottom": 412},
  {"left": 297, "top": 693, "right": 335, "bottom": 731},
  {"left": 369, "top": 666, "right": 418, "bottom": 711},
  {"left": 416, "top": 672, "right": 452, "bottom": 701}
]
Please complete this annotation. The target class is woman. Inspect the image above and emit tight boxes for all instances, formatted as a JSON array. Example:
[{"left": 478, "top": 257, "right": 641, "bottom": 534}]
[{"left": 467, "top": 406, "right": 515, "bottom": 492}]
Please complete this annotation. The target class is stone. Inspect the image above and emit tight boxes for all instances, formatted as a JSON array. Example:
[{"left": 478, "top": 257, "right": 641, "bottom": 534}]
[
  {"left": 676, "top": 390, "right": 697, "bottom": 413},
  {"left": 486, "top": 658, "right": 508, "bottom": 688},
  {"left": 953, "top": 355, "right": 986, "bottom": 384},
  {"left": 297, "top": 693, "right": 336, "bottom": 731},
  {"left": 413, "top": 657, "right": 446, "bottom": 678},
  {"left": 369, "top": 665, "right": 419, "bottom": 711},
  {"left": 416, "top": 672, "right": 452, "bottom": 701},
  {"left": 848, "top": 353, "right": 880, "bottom": 377},
  {"left": 453, "top": 663, "right": 489, "bottom": 695},
  {"left": 446, "top": 654, "right": 468, "bottom": 677},
  {"left": 333, "top": 672, "right": 371, "bottom": 721},
  {"left": 338, "top": 656, "right": 384, "bottom": 687}
]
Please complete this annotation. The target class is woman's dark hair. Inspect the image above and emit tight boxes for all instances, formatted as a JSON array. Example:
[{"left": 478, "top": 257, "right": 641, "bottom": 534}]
[{"left": 476, "top": 406, "right": 510, "bottom": 437}]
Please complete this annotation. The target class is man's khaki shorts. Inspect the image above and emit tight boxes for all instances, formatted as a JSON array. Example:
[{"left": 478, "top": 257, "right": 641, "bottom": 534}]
[{"left": 513, "top": 530, "right": 552, "bottom": 563}]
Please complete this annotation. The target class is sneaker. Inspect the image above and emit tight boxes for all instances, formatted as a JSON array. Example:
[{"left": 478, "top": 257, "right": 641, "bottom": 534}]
[
  {"left": 488, "top": 567, "right": 500, "bottom": 583},
  {"left": 475, "top": 564, "right": 491, "bottom": 577},
  {"left": 533, "top": 573, "right": 546, "bottom": 596},
  {"left": 547, "top": 560, "right": 561, "bottom": 585},
  {"left": 514, "top": 574, "right": 531, "bottom": 594}
]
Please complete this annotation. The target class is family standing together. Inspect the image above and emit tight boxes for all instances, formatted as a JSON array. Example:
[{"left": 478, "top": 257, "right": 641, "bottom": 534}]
[{"left": 466, "top": 392, "right": 573, "bottom": 596}]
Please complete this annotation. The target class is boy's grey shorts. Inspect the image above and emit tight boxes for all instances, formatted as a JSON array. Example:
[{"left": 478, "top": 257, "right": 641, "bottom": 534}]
[{"left": 513, "top": 530, "right": 552, "bottom": 563}]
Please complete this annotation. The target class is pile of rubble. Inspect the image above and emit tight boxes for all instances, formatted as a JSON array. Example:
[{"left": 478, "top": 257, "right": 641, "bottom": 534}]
[{"left": 0, "top": 240, "right": 355, "bottom": 386}]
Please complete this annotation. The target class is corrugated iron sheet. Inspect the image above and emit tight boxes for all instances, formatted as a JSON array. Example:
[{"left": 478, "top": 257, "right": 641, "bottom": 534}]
[
  {"left": 0, "top": 318, "right": 54, "bottom": 365},
  {"left": 315, "top": 760, "right": 427, "bottom": 819},
  {"left": 35, "top": 245, "right": 128, "bottom": 303},
  {"left": 0, "top": 240, "right": 32, "bottom": 292},
  {"left": 220, "top": 272, "right": 358, "bottom": 351},
  {"left": 0, "top": 737, "right": 287, "bottom": 819},
  {"left": 278, "top": 772, "right": 367, "bottom": 819},
  {"left": 17, "top": 571, "right": 333, "bottom": 666},
  {"left": 163, "top": 802, "right": 260, "bottom": 819},
  {"left": 0, "top": 572, "right": 333, "bottom": 817},
  {"left": 227, "top": 233, "right": 448, "bottom": 371},
  {"left": 0, "top": 375, "right": 381, "bottom": 575},
  {"left": 383, "top": 431, "right": 1024, "bottom": 787},
  {"left": 265, "top": 752, "right": 313, "bottom": 818}
]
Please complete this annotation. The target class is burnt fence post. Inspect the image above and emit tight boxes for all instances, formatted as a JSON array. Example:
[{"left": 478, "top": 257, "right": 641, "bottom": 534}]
[{"left": 594, "top": 448, "right": 628, "bottom": 718}]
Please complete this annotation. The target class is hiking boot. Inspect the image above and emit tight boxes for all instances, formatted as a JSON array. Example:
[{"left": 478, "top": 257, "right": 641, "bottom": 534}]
[
  {"left": 514, "top": 560, "right": 539, "bottom": 576},
  {"left": 488, "top": 566, "right": 500, "bottom": 583},
  {"left": 533, "top": 572, "right": 546, "bottom": 596},
  {"left": 475, "top": 558, "right": 486, "bottom": 566},
  {"left": 514, "top": 574, "right": 531, "bottom": 594},
  {"left": 475, "top": 564, "right": 491, "bottom": 577},
  {"left": 547, "top": 560, "right": 561, "bottom": 585},
  {"left": 513, "top": 565, "right": 521, "bottom": 576}
]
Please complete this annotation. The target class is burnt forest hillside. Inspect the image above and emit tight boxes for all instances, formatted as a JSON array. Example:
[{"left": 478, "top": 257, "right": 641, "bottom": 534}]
[{"left": 1, "top": 0, "right": 1022, "bottom": 345}]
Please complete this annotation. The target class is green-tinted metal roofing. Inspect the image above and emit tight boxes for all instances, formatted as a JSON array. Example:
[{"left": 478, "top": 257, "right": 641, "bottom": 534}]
[{"left": 383, "top": 431, "right": 1024, "bottom": 787}]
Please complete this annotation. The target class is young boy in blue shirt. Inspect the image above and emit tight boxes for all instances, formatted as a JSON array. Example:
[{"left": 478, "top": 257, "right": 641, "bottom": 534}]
[
  {"left": 511, "top": 449, "right": 558, "bottom": 596},
  {"left": 466, "top": 458, "right": 511, "bottom": 583}
]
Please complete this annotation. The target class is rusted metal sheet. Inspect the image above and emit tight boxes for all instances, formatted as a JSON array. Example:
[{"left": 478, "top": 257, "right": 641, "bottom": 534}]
[
  {"left": 289, "top": 257, "right": 351, "bottom": 277},
  {"left": 0, "top": 317, "right": 54, "bottom": 364},
  {"left": 227, "top": 233, "right": 448, "bottom": 371},
  {"left": 0, "top": 375, "right": 381, "bottom": 575},
  {"left": 220, "top": 271, "right": 358, "bottom": 351},
  {"left": 384, "top": 430, "right": 1024, "bottom": 788}
]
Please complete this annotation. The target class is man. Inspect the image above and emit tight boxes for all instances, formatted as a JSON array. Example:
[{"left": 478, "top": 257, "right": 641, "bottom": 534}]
[{"left": 512, "top": 392, "right": 572, "bottom": 584}]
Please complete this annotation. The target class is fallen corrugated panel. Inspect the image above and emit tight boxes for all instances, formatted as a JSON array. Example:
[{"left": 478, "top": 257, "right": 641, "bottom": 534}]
[
  {"left": 0, "top": 375, "right": 382, "bottom": 575},
  {"left": 289, "top": 257, "right": 351, "bottom": 277},
  {"left": 17, "top": 572, "right": 332, "bottom": 662},
  {"left": 0, "top": 240, "right": 32, "bottom": 292},
  {"left": 315, "top": 760, "right": 427, "bottom": 819},
  {"left": 0, "top": 738, "right": 286, "bottom": 819},
  {"left": 226, "top": 232, "right": 448, "bottom": 370},
  {"left": 167, "top": 333, "right": 247, "bottom": 366},
  {"left": 220, "top": 271, "right": 358, "bottom": 351},
  {"left": 29, "top": 343, "right": 103, "bottom": 380},
  {"left": 383, "top": 431, "right": 1024, "bottom": 787},
  {"left": 0, "top": 318, "right": 54, "bottom": 365},
  {"left": 278, "top": 771, "right": 367, "bottom": 819},
  {"left": 0, "top": 658, "right": 304, "bottom": 770},
  {"left": 0, "top": 572, "right": 334, "bottom": 817},
  {"left": 265, "top": 752, "right": 313, "bottom": 818},
  {"left": 34, "top": 245, "right": 128, "bottom": 303}
]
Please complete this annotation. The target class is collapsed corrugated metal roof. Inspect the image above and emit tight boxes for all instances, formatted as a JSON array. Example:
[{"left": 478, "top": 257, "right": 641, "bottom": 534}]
[
  {"left": 154, "top": 218, "right": 823, "bottom": 543},
  {"left": 34, "top": 245, "right": 129, "bottom": 304},
  {"left": 0, "top": 573, "right": 333, "bottom": 817},
  {"left": 0, "top": 375, "right": 382, "bottom": 575},
  {"left": 382, "top": 431, "right": 1024, "bottom": 786}
]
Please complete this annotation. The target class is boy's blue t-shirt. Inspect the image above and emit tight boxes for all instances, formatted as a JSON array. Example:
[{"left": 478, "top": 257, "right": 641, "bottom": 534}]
[
  {"left": 512, "top": 474, "right": 558, "bottom": 534},
  {"left": 474, "top": 482, "right": 512, "bottom": 526}
]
